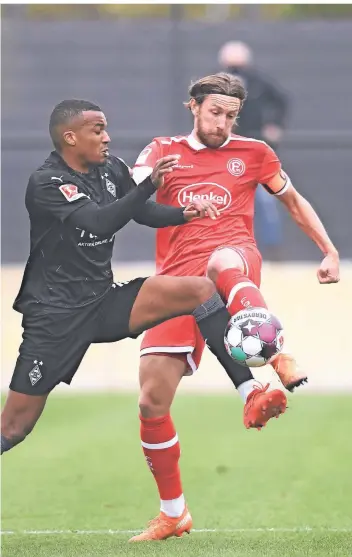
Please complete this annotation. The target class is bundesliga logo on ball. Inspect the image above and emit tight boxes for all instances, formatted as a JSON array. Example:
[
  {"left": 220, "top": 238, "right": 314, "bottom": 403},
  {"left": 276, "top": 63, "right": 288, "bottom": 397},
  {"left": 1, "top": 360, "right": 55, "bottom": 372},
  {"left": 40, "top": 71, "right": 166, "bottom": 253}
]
[{"left": 224, "top": 308, "right": 284, "bottom": 367}]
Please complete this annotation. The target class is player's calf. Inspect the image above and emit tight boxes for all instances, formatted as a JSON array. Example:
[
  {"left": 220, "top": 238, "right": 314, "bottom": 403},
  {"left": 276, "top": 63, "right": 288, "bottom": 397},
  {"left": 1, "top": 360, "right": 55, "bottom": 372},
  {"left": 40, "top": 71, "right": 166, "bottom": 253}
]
[
  {"left": 1, "top": 390, "right": 48, "bottom": 454},
  {"left": 1, "top": 424, "right": 32, "bottom": 454},
  {"left": 138, "top": 354, "right": 187, "bottom": 519}
]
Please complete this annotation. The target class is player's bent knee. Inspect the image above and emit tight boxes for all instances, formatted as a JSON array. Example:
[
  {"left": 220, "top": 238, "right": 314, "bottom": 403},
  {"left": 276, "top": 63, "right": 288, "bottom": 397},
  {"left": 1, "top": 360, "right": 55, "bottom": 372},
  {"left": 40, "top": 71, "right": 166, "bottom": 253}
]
[
  {"left": 207, "top": 248, "right": 244, "bottom": 282},
  {"left": 191, "top": 276, "right": 216, "bottom": 304},
  {"left": 176, "top": 276, "right": 214, "bottom": 306},
  {"left": 139, "top": 374, "right": 173, "bottom": 418},
  {"left": 139, "top": 354, "right": 185, "bottom": 418},
  {"left": 139, "top": 390, "right": 171, "bottom": 419}
]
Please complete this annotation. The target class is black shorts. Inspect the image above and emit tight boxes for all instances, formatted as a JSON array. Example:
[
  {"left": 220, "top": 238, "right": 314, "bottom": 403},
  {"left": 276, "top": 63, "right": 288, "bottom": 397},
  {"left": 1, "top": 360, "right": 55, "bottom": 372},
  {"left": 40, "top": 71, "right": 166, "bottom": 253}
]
[{"left": 9, "top": 278, "right": 147, "bottom": 395}]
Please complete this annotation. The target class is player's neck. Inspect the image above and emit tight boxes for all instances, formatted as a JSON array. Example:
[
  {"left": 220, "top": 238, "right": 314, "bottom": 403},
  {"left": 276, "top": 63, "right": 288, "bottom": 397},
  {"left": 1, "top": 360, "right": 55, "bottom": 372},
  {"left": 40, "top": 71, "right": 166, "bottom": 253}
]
[
  {"left": 191, "top": 130, "right": 203, "bottom": 146},
  {"left": 190, "top": 130, "right": 231, "bottom": 149},
  {"left": 59, "top": 151, "right": 91, "bottom": 174}
]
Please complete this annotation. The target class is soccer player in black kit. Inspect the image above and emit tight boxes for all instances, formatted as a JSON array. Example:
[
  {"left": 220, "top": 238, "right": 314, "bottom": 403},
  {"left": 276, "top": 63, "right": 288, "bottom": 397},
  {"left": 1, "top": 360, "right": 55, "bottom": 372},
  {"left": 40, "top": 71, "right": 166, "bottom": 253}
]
[{"left": 1, "top": 100, "right": 261, "bottom": 455}]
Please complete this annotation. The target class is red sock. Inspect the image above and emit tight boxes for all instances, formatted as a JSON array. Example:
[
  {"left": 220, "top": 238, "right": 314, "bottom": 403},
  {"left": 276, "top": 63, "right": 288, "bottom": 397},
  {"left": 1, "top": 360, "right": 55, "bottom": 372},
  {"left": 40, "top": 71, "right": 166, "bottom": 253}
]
[
  {"left": 140, "top": 414, "right": 183, "bottom": 501},
  {"left": 216, "top": 268, "right": 268, "bottom": 316}
]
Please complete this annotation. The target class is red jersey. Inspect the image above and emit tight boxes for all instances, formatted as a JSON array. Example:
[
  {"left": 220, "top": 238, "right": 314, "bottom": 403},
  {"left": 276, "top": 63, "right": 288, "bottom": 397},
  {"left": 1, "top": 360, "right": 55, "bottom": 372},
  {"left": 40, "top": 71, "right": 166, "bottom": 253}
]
[{"left": 133, "top": 133, "right": 283, "bottom": 276}]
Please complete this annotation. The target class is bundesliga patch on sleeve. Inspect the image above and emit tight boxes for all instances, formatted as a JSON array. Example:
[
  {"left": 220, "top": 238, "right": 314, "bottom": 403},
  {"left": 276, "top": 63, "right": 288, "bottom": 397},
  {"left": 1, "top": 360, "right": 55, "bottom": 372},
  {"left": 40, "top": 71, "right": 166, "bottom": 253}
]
[
  {"left": 136, "top": 148, "right": 151, "bottom": 166},
  {"left": 59, "top": 184, "right": 87, "bottom": 202}
]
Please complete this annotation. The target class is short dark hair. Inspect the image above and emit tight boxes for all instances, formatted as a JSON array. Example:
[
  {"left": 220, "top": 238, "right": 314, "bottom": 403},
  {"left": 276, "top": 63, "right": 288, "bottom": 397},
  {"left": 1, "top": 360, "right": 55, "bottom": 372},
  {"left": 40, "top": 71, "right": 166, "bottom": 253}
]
[
  {"left": 49, "top": 99, "right": 102, "bottom": 151},
  {"left": 187, "top": 72, "right": 247, "bottom": 108}
]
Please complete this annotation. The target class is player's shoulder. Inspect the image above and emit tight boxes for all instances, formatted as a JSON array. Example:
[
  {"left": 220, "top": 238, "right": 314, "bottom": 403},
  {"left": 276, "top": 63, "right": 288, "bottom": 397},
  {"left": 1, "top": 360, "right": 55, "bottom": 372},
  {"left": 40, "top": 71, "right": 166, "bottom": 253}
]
[
  {"left": 227, "top": 134, "right": 273, "bottom": 157},
  {"left": 152, "top": 135, "right": 189, "bottom": 146},
  {"left": 140, "top": 135, "right": 190, "bottom": 154},
  {"left": 105, "top": 154, "right": 131, "bottom": 177},
  {"left": 135, "top": 136, "right": 190, "bottom": 167},
  {"left": 29, "top": 152, "right": 74, "bottom": 188},
  {"left": 152, "top": 136, "right": 191, "bottom": 158},
  {"left": 106, "top": 154, "right": 128, "bottom": 169},
  {"left": 228, "top": 133, "right": 268, "bottom": 148}
]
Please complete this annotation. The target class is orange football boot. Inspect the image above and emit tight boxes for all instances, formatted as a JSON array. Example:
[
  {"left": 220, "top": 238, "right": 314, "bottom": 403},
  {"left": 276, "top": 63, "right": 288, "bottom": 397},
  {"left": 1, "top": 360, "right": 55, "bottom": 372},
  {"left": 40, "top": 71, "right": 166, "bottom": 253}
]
[
  {"left": 271, "top": 353, "right": 308, "bottom": 392},
  {"left": 129, "top": 506, "right": 192, "bottom": 542},
  {"left": 244, "top": 383, "right": 287, "bottom": 430}
]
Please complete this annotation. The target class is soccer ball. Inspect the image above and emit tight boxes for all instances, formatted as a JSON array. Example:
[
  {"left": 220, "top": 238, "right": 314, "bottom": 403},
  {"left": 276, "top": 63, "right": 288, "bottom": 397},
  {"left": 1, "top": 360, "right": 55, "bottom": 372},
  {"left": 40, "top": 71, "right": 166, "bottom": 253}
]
[{"left": 224, "top": 307, "right": 284, "bottom": 367}]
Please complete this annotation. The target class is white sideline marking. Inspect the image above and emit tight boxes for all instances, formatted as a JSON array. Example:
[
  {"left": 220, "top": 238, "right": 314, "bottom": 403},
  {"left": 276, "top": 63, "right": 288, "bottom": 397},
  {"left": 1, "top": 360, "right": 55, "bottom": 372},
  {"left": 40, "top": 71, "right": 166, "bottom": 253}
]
[{"left": 1, "top": 527, "right": 352, "bottom": 535}]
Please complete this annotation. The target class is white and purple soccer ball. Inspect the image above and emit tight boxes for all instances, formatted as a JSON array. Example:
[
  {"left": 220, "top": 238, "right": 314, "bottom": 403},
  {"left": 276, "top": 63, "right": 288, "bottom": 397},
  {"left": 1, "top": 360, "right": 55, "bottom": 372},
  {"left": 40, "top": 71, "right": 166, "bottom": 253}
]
[{"left": 224, "top": 307, "right": 284, "bottom": 367}]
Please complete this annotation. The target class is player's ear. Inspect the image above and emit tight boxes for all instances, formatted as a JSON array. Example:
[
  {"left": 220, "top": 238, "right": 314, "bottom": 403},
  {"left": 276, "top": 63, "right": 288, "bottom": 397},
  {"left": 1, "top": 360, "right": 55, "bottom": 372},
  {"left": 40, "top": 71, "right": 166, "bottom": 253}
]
[
  {"left": 189, "top": 98, "right": 199, "bottom": 117},
  {"left": 63, "top": 130, "right": 76, "bottom": 147}
]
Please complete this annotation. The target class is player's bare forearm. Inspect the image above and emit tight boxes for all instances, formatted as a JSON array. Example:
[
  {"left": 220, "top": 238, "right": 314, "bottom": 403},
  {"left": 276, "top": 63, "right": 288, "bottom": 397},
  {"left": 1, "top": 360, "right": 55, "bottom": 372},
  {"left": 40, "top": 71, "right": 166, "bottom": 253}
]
[{"left": 280, "top": 188, "right": 338, "bottom": 257}]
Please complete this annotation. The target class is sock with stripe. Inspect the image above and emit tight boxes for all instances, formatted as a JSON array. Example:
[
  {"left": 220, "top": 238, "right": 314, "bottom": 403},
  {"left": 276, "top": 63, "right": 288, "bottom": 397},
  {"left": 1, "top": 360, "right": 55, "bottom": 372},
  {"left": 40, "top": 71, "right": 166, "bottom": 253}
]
[
  {"left": 213, "top": 269, "right": 268, "bottom": 401},
  {"left": 140, "top": 413, "right": 185, "bottom": 518},
  {"left": 216, "top": 268, "right": 268, "bottom": 315},
  {"left": 215, "top": 271, "right": 293, "bottom": 388}
]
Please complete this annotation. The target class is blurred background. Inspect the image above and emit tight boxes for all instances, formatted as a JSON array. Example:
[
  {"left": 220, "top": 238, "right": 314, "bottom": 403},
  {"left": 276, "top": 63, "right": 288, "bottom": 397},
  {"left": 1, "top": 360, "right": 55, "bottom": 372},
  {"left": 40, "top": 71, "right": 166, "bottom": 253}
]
[
  {"left": 2, "top": 9, "right": 352, "bottom": 554},
  {"left": 1, "top": 4, "right": 352, "bottom": 392}
]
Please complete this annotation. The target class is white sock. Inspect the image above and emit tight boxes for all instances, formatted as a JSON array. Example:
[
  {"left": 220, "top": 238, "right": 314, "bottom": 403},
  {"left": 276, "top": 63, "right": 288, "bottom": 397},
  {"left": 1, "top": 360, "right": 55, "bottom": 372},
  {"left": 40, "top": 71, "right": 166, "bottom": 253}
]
[
  {"left": 279, "top": 338, "right": 291, "bottom": 356},
  {"left": 237, "top": 379, "right": 262, "bottom": 403},
  {"left": 160, "top": 494, "right": 185, "bottom": 518}
]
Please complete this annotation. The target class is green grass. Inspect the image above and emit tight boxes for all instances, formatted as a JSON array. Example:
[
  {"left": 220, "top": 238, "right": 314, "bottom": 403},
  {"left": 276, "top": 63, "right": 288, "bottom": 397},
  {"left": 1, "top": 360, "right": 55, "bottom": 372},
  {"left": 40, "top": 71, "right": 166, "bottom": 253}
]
[{"left": 2, "top": 393, "right": 352, "bottom": 556}]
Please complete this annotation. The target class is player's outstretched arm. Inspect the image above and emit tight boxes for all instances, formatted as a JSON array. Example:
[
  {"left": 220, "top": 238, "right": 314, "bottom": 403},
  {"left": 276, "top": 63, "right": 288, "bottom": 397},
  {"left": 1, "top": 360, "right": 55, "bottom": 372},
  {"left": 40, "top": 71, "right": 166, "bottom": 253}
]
[
  {"left": 266, "top": 171, "right": 340, "bottom": 284},
  {"left": 133, "top": 201, "right": 185, "bottom": 228},
  {"left": 66, "top": 156, "right": 180, "bottom": 236},
  {"left": 133, "top": 199, "right": 220, "bottom": 228}
]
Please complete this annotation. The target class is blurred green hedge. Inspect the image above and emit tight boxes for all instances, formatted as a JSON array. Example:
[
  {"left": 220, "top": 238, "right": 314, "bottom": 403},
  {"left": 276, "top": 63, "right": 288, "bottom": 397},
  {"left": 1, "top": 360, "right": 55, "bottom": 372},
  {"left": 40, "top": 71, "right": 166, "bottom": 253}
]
[{"left": 4, "top": 4, "right": 352, "bottom": 20}]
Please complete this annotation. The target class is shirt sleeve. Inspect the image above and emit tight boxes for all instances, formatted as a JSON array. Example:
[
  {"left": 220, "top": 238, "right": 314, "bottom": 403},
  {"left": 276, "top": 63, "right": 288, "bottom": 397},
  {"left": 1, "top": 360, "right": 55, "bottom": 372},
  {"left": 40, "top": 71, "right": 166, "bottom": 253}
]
[
  {"left": 133, "top": 200, "right": 185, "bottom": 228},
  {"left": 28, "top": 171, "right": 90, "bottom": 221},
  {"left": 257, "top": 143, "right": 282, "bottom": 192},
  {"left": 29, "top": 167, "right": 158, "bottom": 237},
  {"left": 132, "top": 140, "right": 162, "bottom": 185},
  {"left": 67, "top": 177, "right": 157, "bottom": 237},
  {"left": 106, "top": 155, "right": 185, "bottom": 229}
]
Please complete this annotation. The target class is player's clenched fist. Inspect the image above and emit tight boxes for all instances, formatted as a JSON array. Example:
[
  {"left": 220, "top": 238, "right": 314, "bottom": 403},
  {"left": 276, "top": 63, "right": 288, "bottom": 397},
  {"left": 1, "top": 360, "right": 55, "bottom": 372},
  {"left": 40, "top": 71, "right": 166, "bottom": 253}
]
[
  {"left": 317, "top": 252, "right": 340, "bottom": 284},
  {"left": 151, "top": 155, "right": 181, "bottom": 189}
]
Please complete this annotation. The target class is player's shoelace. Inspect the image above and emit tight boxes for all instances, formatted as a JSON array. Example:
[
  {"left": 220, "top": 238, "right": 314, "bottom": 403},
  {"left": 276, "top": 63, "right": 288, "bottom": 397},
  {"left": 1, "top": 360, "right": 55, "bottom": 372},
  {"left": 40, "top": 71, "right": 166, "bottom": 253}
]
[{"left": 244, "top": 383, "right": 268, "bottom": 413}]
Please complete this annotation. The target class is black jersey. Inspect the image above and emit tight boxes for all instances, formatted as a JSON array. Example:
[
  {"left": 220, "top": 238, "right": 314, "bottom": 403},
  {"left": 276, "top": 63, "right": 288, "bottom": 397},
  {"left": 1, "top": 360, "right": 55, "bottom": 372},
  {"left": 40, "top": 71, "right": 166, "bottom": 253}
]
[{"left": 14, "top": 151, "right": 185, "bottom": 313}]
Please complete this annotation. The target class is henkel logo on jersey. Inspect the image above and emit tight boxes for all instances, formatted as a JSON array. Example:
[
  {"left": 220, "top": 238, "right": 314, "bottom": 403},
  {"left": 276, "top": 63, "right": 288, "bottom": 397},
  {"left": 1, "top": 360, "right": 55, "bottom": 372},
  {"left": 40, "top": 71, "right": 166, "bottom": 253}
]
[{"left": 177, "top": 182, "right": 232, "bottom": 212}]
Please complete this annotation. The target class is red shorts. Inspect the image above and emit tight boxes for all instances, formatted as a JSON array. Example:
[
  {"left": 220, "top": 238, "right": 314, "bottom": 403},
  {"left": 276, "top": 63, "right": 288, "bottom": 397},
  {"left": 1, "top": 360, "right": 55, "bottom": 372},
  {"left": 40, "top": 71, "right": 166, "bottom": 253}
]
[{"left": 140, "top": 244, "right": 262, "bottom": 374}]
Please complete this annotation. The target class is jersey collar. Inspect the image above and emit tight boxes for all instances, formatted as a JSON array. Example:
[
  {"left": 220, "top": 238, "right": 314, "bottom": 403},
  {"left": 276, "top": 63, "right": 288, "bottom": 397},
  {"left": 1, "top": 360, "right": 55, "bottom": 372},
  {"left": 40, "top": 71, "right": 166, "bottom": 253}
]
[{"left": 187, "top": 133, "right": 231, "bottom": 151}]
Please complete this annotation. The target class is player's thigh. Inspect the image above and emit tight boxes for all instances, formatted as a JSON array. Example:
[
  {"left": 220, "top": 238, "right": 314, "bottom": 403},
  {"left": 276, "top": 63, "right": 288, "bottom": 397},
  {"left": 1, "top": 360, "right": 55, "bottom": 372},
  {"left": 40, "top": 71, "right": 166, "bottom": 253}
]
[
  {"left": 92, "top": 279, "right": 148, "bottom": 343},
  {"left": 9, "top": 312, "right": 91, "bottom": 396},
  {"left": 129, "top": 275, "right": 214, "bottom": 335},
  {"left": 141, "top": 315, "right": 205, "bottom": 376}
]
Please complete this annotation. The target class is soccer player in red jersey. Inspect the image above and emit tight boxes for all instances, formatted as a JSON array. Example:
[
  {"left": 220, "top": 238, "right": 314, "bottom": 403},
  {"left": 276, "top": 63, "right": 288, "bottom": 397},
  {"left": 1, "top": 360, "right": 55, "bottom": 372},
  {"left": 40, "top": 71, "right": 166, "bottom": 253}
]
[{"left": 129, "top": 73, "right": 340, "bottom": 542}]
